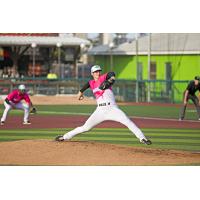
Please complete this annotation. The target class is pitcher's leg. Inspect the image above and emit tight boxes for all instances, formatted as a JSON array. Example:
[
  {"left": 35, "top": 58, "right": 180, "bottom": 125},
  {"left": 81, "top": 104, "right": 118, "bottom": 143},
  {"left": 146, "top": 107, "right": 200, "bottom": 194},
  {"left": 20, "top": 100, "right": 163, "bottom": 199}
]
[
  {"left": 1, "top": 102, "right": 12, "bottom": 122},
  {"left": 106, "top": 106, "right": 147, "bottom": 141},
  {"left": 63, "top": 108, "right": 105, "bottom": 140}
]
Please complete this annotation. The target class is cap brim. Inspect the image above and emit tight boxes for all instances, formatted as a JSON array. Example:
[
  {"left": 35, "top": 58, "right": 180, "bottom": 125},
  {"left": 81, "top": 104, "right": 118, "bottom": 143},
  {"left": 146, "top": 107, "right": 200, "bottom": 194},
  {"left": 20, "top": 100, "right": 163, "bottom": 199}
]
[{"left": 91, "top": 69, "right": 102, "bottom": 73}]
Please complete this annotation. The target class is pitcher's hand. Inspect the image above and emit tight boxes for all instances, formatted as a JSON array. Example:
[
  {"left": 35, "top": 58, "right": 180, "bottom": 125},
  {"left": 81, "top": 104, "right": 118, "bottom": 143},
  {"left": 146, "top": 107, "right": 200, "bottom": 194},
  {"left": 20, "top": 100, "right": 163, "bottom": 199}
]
[{"left": 78, "top": 91, "right": 84, "bottom": 100}]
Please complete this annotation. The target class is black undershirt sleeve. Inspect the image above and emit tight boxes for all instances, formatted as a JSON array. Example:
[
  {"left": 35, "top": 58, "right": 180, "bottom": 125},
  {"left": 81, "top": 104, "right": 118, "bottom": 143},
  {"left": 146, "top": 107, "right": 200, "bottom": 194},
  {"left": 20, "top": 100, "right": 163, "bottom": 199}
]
[
  {"left": 80, "top": 82, "right": 90, "bottom": 93},
  {"left": 80, "top": 73, "right": 116, "bottom": 92}
]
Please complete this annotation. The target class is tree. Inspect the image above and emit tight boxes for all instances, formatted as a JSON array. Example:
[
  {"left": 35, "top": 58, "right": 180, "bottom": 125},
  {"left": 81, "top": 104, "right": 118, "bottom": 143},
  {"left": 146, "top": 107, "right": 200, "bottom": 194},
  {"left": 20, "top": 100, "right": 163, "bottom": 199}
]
[{"left": 4, "top": 46, "right": 30, "bottom": 71}]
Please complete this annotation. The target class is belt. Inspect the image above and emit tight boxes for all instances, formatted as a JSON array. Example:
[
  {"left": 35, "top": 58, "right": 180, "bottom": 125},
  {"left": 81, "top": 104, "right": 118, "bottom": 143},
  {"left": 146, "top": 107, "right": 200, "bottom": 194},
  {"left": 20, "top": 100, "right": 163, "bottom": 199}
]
[
  {"left": 5, "top": 98, "right": 11, "bottom": 105},
  {"left": 98, "top": 102, "right": 111, "bottom": 107}
]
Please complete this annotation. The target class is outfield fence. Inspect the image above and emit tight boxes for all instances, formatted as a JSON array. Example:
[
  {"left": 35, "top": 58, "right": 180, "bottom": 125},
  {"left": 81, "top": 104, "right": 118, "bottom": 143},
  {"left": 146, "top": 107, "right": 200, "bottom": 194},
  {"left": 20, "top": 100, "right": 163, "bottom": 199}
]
[{"left": 0, "top": 78, "right": 189, "bottom": 103}]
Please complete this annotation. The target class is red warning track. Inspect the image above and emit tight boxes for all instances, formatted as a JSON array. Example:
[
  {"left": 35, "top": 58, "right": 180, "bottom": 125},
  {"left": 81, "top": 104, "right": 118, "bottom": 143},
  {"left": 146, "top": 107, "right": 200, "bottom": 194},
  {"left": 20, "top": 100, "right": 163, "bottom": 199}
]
[{"left": 1, "top": 115, "right": 200, "bottom": 129}]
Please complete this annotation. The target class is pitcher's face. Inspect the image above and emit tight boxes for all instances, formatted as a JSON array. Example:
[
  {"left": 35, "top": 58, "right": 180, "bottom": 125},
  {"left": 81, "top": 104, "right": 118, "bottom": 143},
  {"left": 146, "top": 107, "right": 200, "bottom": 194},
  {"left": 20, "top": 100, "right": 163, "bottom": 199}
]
[{"left": 92, "top": 70, "right": 101, "bottom": 81}]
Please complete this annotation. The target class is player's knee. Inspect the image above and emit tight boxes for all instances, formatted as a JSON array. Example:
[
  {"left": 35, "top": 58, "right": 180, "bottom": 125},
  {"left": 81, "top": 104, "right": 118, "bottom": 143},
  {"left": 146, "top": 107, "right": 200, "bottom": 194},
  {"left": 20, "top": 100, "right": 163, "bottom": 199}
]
[
  {"left": 23, "top": 103, "right": 30, "bottom": 110},
  {"left": 24, "top": 108, "right": 29, "bottom": 112},
  {"left": 5, "top": 107, "right": 11, "bottom": 112}
]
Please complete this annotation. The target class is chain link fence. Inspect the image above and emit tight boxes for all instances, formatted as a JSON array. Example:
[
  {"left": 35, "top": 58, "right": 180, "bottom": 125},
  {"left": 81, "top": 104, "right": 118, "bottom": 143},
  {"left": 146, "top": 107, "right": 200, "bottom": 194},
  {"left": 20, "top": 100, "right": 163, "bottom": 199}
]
[{"left": 0, "top": 78, "right": 189, "bottom": 103}]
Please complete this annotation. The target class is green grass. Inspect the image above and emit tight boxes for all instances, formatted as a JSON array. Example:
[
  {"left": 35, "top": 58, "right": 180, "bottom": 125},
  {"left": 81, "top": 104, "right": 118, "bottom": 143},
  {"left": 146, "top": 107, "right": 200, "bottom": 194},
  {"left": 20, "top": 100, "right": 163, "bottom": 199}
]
[
  {"left": 0, "top": 104, "right": 198, "bottom": 120},
  {"left": 0, "top": 104, "right": 199, "bottom": 153},
  {"left": 0, "top": 128, "right": 200, "bottom": 152}
]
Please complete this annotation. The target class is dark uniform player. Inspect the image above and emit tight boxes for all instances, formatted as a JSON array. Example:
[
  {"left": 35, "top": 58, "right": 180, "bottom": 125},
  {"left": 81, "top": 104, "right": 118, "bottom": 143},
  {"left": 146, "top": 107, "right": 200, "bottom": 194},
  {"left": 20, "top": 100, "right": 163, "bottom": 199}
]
[{"left": 179, "top": 76, "right": 200, "bottom": 121}]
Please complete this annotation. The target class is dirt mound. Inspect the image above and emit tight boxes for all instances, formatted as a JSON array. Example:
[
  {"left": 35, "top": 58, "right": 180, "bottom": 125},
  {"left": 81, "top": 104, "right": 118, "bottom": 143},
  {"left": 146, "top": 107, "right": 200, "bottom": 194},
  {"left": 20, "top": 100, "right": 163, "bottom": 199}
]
[{"left": 0, "top": 140, "right": 199, "bottom": 166}]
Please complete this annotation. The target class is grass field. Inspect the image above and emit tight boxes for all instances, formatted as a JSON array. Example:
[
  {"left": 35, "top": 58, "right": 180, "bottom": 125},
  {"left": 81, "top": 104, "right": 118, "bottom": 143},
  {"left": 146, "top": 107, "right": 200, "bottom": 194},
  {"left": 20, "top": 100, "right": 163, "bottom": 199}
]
[
  {"left": 0, "top": 104, "right": 200, "bottom": 152},
  {"left": 0, "top": 128, "right": 200, "bottom": 152},
  {"left": 0, "top": 104, "right": 199, "bottom": 119}
]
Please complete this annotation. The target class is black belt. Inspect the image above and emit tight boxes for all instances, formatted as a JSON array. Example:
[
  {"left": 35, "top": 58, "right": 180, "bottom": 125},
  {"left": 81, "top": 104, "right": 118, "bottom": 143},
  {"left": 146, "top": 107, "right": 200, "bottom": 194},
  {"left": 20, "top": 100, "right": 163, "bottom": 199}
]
[
  {"left": 98, "top": 102, "right": 111, "bottom": 107},
  {"left": 5, "top": 98, "right": 11, "bottom": 105}
]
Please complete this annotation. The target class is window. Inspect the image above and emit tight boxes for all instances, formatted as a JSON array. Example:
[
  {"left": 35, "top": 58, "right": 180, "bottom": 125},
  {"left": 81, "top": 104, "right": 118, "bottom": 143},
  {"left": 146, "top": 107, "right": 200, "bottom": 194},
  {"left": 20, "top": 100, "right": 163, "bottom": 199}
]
[
  {"left": 165, "top": 62, "right": 172, "bottom": 80},
  {"left": 165, "top": 62, "right": 172, "bottom": 93},
  {"left": 150, "top": 62, "right": 156, "bottom": 80}
]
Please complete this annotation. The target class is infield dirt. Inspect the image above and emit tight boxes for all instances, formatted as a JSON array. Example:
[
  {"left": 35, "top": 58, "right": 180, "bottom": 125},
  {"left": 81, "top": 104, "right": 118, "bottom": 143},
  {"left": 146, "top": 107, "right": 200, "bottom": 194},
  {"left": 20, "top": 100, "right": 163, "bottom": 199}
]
[
  {"left": 1, "top": 96, "right": 200, "bottom": 165},
  {"left": 0, "top": 140, "right": 200, "bottom": 166}
]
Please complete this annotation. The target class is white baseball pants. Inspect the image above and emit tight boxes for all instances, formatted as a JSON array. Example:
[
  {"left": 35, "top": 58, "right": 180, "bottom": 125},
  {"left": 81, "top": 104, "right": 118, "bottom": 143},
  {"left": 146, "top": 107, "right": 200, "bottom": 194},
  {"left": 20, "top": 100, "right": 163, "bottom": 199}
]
[
  {"left": 1, "top": 101, "right": 30, "bottom": 122},
  {"left": 63, "top": 105, "right": 147, "bottom": 141}
]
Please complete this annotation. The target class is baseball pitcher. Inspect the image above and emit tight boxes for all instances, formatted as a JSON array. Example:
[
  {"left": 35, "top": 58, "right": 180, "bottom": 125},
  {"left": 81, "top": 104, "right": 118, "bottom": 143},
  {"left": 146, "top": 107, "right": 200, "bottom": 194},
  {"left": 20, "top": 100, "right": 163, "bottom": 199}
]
[
  {"left": 55, "top": 65, "right": 152, "bottom": 145},
  {"left": 1, "top": 84, "right": 36, "bottom": 125}
]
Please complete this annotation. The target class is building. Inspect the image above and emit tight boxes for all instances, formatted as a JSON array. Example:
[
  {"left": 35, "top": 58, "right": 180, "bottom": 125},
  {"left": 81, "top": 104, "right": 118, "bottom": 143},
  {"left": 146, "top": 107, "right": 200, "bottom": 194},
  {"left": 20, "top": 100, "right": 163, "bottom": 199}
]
[
  {"left": 0, "top": 33, "right": 90, "bottom": 78},
  {"left": 88, "top": 33, "right": 200, "bottom": 80},
  {"left": 88, "top": 33, "right": 200, "bottom": 102}
]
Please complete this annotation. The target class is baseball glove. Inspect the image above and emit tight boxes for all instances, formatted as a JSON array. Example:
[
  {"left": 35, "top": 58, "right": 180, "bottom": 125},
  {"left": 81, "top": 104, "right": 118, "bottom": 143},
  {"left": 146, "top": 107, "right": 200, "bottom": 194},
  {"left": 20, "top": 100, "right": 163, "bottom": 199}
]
[
  {"left": 30, "top": 107, "right": 37, "bottom": 114},
  {"left": 99, "top": 76, "right": 115, "bottom": 90}
]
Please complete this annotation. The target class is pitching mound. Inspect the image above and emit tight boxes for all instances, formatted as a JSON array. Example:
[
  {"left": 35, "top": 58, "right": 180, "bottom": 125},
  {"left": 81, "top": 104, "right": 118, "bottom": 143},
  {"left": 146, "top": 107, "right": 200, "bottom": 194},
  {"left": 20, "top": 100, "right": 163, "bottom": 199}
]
[{"left": 0, "top": 140, "right": 200, "bottom": 166}]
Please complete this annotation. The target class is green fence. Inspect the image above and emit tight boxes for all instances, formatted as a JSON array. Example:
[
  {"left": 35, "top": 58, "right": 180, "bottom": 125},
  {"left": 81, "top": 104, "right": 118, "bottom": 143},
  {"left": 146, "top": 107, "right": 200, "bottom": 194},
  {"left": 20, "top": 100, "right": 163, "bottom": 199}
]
[{"left": 0, "top": 78, "right": 189, "bottom": 103}]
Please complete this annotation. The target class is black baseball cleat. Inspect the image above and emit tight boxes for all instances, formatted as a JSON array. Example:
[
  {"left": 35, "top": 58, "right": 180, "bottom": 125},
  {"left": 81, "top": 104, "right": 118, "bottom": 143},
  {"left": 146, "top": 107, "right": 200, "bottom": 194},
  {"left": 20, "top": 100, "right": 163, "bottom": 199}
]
[
  {"left": 55, "top": 135, "right": 65, "bottom": 142},
  {"left": 0, "top": 121, "right": 5, "bottom": 125},
  {"left": 140, "top": 138, "right": 152, "bottom": 145}
]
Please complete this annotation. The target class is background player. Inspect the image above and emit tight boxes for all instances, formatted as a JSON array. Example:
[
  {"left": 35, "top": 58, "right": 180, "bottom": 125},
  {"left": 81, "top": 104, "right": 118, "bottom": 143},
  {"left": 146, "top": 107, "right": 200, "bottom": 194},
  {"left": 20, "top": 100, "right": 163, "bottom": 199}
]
[
  {"left": 179, "top": 76, "right": 200, "bottom": 120},
  {"left": 55, "top": 65, "right": 152, "bottom": 145},
  {"left": 1, "top": 84, "right": 34, "bottom": 125}
]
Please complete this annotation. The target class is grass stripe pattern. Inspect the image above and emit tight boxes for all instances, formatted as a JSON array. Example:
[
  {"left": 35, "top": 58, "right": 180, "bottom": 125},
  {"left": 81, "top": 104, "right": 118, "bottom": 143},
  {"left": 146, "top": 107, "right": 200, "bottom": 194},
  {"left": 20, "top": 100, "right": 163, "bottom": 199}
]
[{"left": 0, "top": 128, "right": 200, "bottom": 152}]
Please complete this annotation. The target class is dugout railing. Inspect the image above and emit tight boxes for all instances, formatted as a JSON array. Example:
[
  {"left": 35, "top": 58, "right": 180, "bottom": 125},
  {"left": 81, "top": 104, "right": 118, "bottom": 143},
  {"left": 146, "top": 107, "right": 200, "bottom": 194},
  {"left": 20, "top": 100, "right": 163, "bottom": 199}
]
[{"left": 0, "top": 78, "right": 189, "bottom": 103}]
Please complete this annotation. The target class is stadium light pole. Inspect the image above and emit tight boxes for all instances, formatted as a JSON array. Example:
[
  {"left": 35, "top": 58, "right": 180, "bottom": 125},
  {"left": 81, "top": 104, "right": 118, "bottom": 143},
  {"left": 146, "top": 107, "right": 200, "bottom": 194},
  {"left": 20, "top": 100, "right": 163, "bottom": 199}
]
[
  {"left": 56, "top": 42, "right": 62, "bottom": 79},
  {"left": 109, "top": 42, "right": 114, "bottom": 71},
  {"left": 135, "top": 33, "right": 139, "bottom": 103},
  {"left": 147, "top": 33, "right": 151, "bottom": 102},
  {"left": 80, "top": 43, "right": 86, "bottom": 78},
  {"left": 31, "top": 43, "right": 37, "bottom": 79}
]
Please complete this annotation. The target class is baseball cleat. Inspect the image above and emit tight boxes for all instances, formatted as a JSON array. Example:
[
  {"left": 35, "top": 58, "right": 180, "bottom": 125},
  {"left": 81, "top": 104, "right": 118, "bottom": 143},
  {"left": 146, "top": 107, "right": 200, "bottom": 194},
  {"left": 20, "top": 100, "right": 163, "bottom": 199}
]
[
  {"left": 55, "top": 135, "right": 65, "bottom": 142},
  {"left": 0, "top": 121, "right": 5, "bottom": 125},
  {"left": 23, "top": 121, "right": 31, "bottom": 125},
  {"left": 140, "top": 138, "right": 152, "bottom": 145}
]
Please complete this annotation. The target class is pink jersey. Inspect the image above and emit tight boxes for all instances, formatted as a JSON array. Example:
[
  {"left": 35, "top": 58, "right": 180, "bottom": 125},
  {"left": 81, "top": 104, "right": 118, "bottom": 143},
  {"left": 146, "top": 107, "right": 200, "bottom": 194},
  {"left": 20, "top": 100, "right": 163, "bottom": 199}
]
[
  {"left": 7, "top": 89, "right": 31, "bottom": 105},
  {"left": 89, "top": 73, "right": 112, "bottom": 99}
]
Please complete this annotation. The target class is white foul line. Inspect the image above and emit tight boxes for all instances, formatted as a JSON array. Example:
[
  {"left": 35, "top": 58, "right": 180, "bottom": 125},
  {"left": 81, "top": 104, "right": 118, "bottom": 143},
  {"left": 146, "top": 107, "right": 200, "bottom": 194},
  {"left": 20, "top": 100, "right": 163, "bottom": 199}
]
[
  {"left": 130, "top": 116, "right": 200, "bottom": 123},
  {"left": 38, "top": 110, "right": 200, "bottom": 123},
  {"left": 38, "top": 111, "right": 90, "bottom": 116}
]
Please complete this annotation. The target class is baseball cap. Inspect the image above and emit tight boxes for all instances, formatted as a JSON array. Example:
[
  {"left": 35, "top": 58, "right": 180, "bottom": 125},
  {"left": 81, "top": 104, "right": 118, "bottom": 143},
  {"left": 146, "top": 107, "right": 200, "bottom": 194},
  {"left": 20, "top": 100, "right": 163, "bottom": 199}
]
[
  {"left": 18, "top": 84, "right": 26, "bottom": 91},
  {"left": 195, "top": 76, "right": 200, "bottom": 81},
  {"left": 91, "top": 65, "right": 102, "bottom": 73}
]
